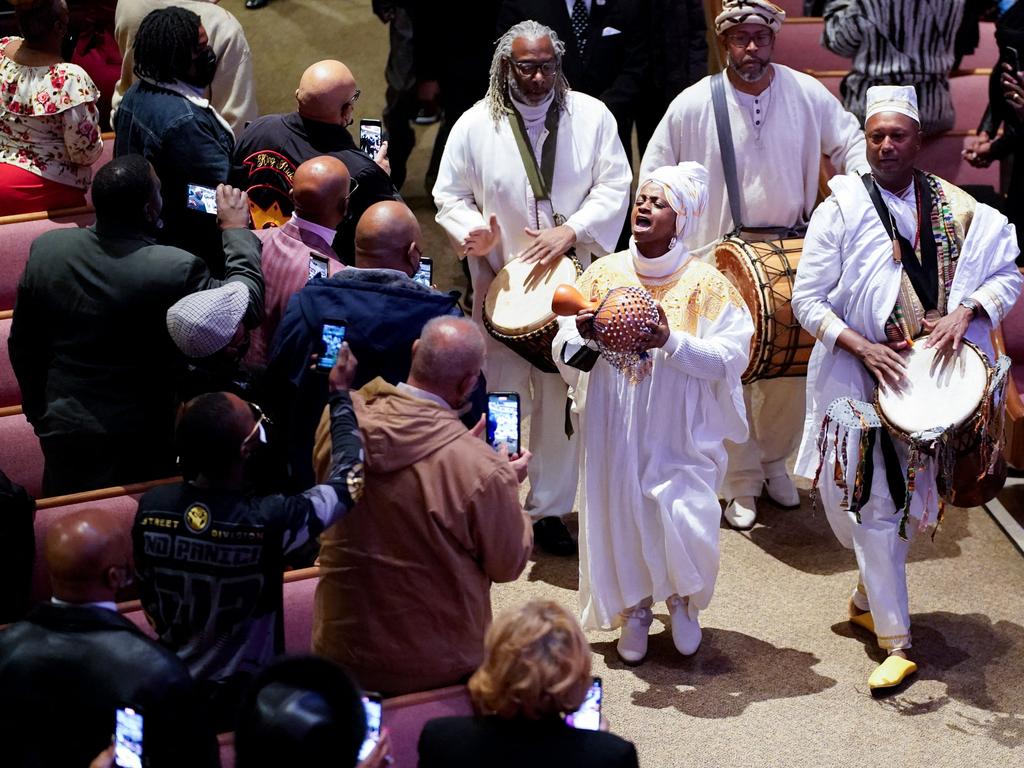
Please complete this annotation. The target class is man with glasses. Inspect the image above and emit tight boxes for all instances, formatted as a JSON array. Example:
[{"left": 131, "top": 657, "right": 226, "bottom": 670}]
[
  {"left": 231, "top": 59, "right": 399, "bottom": 264},
  {"left": 132, "top": 344, "right": 365, "bottom": 732},
  {"left": 433, "top": 20, "right": 631, "bottom": 555},
  {"left": 640, "top": 0, "right": 869, "bottom": 530}
]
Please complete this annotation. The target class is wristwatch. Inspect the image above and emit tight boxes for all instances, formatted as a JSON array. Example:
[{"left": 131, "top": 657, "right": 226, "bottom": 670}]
[{"left": 959, "top": 298, "right": 980, "bottom": 318}]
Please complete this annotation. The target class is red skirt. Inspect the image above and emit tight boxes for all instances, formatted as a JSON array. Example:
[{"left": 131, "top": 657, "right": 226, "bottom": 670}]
[{"left": 0, "top": 163, "right": 88, "bottom": 217}]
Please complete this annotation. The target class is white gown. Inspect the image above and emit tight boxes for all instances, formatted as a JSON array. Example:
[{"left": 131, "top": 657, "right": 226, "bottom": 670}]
[{"left": 554, "top": 246, "right": 754, "bottom": 629}]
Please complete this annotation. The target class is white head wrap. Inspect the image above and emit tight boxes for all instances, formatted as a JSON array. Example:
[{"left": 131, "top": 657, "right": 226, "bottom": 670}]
[
  {"left": 715, "top": 0, "right": 786, "bottom": 35},
  {"left": 864, "top": 85, "right": 920, "bottom": 124},
  {"left": 166, "top": 282, "right": 249, "bottom": 359},
  {"left": 638, "top": 161, "right": 710, "bottom": 241}
]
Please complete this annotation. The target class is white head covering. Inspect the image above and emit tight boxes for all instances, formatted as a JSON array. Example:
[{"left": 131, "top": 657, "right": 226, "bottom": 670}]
[
  {"left": 864, "top": 85, "right": 920, "bottom": 124},
  {"left": 715, "top": 0, "right": 786, "bottom": 35},
  {"left": 166, "top": 282, "right": 249, "bottom": 359},
  {"left": 638, "top": 161, "right": 710, "bottom": 241}
]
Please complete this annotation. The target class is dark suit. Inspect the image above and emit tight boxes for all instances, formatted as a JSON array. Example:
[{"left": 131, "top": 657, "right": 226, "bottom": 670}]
[
  {"left": 0, "top": 603, "right": 218, "bottom": 768},
  {"left": 419, "top": 715, "right": 640, "bottom": 768},
  {"left": 497, "top": 0, "right": 650, "bottom": 160},
  {"left": 9, "top": 224, "right": 263, "bottom": 495}
]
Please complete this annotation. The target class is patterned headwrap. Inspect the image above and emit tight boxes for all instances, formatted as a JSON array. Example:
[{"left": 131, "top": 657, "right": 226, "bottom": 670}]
[
  {"left": 638, "top": 161, "right": 710, "bottom": 241},
  {"left": 715, "top": 0, "right": 786, "bottom": 35},
  {"left": 865, "top": 84, "right": 921, "bottom": 124}
]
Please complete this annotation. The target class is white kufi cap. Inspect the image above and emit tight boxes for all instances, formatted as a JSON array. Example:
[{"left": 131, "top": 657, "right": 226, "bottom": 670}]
[{"left": 865, "top": 85, "right": 920, "bottom": 124}]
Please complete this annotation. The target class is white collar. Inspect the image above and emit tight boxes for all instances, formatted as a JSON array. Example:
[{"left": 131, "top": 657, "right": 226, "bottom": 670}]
[
  {"left": 397, "top": 382, "right": 452, "bottom": 411},
  {"left": 510, "top": 89, "right": 555, "bottom": 123},
  {"left": 291, "top": 213, "right": 338, "bottom": 247},
  {"left": 51, "top": 596, "right": 119, "bottom": 613},
  {"left": 629, "top": 238, "right": 692, "bottom": 279}
]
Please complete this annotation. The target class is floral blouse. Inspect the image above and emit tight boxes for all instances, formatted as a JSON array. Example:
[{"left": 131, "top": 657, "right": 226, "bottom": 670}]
[{"left": 0, "top": 37, "right": 103, "bottom": 190}]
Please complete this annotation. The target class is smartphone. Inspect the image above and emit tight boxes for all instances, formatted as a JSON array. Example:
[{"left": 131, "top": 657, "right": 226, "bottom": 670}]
[
  {"left": 113, "top": 706, "right": 144, "bottom": 768},
  {"left": 486, "top": 392, "right": 521, "bottom": 455},
  {"left": 359, "top": 118, "right": 383, "bottom": 157},
  {"left": 1006, "top": 46, "right": 1021, "bottom": 75},
  {"left": 308, "top": 253, "right": 330, "bottom": 281},
  {"left": 317, "top": 319, "right": 347, "bottom": 372},
  {"left": 185, "top": 183, "right": 218, "bottom": 215},
  {"left": 412, "top": 256, "right": 433, "bottom": 288},
  {"left": 565, "top": 677, "right": 602, "bottom": 731},
  {"left": 358, "top": 693, "right": 383, "bottom": 762}
]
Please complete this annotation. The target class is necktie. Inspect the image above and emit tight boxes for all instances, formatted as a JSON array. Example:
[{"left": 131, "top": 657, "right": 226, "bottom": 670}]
[{"left": 571, "top": 0, "right": 589, "bottom": 57}]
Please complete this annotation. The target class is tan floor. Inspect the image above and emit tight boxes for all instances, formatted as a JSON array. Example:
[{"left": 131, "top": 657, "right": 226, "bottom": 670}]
[{"left": 226, "top": 2, "right": 1024, "bottom": 765}]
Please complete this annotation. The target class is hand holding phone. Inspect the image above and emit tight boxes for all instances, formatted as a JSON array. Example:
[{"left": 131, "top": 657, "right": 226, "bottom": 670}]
[
  {"left": 317, "top": 320, "right": 348, "bottom": 373},
  {"left": 186, "top": 183, "right": 218, "bottom": 215},
  {"left": 412, "top": 256, "right": 433, "bottom": 287},
  {"left": 360, "top": 119, "right": 384, "bottom": 157}
]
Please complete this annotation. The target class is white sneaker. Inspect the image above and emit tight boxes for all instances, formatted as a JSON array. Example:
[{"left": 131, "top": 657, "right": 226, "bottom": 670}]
[
  {"left": 764, "top": 473, "right": 800, "bottom": 508},
  {"left": 616, "top": 603, "right": 653, "bottom": 665},
  {"left": 667, "top": 595, "right": 702, "bottom": 656},
  {"left": 724, "top": 496, "right": 757, "bottom": 529}
]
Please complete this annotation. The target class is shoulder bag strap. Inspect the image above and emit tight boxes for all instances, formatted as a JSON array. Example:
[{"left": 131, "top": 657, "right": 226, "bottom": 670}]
[
  {"left": 711, "top": 71, "right": 743, "bottom": 233},
  {"left": 507, "top": 104, "right": 562, "bottom": 218}
]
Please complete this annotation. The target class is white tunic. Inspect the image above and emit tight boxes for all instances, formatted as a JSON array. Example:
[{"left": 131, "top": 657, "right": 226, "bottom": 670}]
[
  {"left": 792, "top": 174, "right": 1022, "bottom": 526},
  {"left": 554, "top": 247, "right": 754, "bottom": 629},
  {"left": 640, "top": 65, "right": 869, "bottom": 257},
  {"left": 433, "top": 91, "right": 632, "bottom": 320}
]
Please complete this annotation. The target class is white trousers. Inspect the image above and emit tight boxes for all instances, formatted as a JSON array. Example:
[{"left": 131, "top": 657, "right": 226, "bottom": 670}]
[
  {"left": 722, "top": 377, "right": 806, "bottom": 499},
  {"left": 821, "top": 478, "right": 914, "bottom": 651},
  {"left": 484, "top": 334, "right": 580, "bottom": 520}
]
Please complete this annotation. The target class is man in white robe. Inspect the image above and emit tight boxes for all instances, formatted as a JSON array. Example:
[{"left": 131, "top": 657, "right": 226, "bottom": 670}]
[
  {"left": 640, "top": 0, "right": 869, "bottom": 529},
  {"left": 792, "top": 85, "right": 1021, "bottom": 691},
  {"left": 433, "top": 20, "right": 631, "bottom": 554},
  {"left": 554, "top": 163, "right": 753, "bottom": 664}
]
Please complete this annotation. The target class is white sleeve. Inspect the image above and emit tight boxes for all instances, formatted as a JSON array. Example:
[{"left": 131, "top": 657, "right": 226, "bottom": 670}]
[
  {"left": 792, "top": 197, "right": 850, "bottom": 352},
  {"left": 817, "top": 84, "right": 869, "bottom": 176},
  {"left": 432, "top": 115, "right": 488, "bottom": 256},
  {"left": 563, "top": 108, "right": 632, "bottom": 254}
]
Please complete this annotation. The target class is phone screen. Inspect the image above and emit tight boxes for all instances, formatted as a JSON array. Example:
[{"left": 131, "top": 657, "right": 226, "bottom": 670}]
[
  {"left": 486, "top": 392, "right": 520, "bottom": 455},
  {"left": 186, "top": 183, "right": 218, "bottom": 215},
  {"left": 565, "top": 677, "right": 602, "bottom": 731},
  {"left": 113, "top": 707, "right": 144, "bottom": 768},
  {"left": 412, "top": 257, "right": 433, "bottom": 288},
  {"left": 358, "top": 695, "right": 383, "bottom": 761},
  {"left": 359, "top": 119, "right": 383, "bottom": 157},
  {"left": 308, "top": 253, "right": 330, "bottom": 281},
  {"left": 1007, "top": 46, "right": 1021, "bottom": 75},
  {"left": 317, "top": 320, "right": 347, "bottom": 372}
]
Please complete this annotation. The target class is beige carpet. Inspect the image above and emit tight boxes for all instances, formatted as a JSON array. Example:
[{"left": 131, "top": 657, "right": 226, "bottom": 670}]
[{"left": 224, "top": 2, "right": 1024, "bottom": 765}]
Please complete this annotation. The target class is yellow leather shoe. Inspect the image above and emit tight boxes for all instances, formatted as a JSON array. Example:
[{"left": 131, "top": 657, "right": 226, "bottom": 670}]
[
  {"left": 868, "top": 655, "right": 917, "bottom": 690},
  {"left": 847, "top": 598, "right": 875, "bottom": 635}
]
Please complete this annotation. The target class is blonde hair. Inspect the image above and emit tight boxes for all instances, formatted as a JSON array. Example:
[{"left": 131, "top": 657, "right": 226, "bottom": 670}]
[{"left": 469, "top": 600, "right": 591, "bottom": 719}]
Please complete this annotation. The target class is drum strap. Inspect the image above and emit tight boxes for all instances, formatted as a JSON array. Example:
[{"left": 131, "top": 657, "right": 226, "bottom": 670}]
[
  {"left": 860, "top": 173, "right": 940, "bottom": 311},
  {"left": 859, "top": 425, "right": 908, "bottom": 512},
  {"left": 507, "top": 104, "right": 565, "bottom": 223},
  {"left": 711, "top": 72, "right": 744, "bottom": 233}
]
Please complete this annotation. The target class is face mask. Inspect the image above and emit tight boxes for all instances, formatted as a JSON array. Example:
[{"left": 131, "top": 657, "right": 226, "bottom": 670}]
[{"left": 187, "top": 47, "right": 218, "bottom": 89}]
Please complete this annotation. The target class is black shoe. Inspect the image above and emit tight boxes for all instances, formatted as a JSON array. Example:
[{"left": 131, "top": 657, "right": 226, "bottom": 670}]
[
  {"left": 533, "top": 516, "right": 577, "bottom": 556},
  {"left": 245, "top": 0, "right": 269, "bottom": 9}
]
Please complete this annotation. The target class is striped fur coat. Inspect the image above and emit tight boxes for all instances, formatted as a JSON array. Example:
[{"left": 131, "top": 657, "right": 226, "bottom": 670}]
[{"left": 822, "top": 0, "right": 965, "bottom": 135}]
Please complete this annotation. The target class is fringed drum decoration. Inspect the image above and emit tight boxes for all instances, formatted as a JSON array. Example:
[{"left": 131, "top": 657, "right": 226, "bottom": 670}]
[
  {"left": 812, "top": 337, "right": 1010, "bottom": 538},
  {"left": 552, "top": 284, "right": 659, "bottom": 377}
]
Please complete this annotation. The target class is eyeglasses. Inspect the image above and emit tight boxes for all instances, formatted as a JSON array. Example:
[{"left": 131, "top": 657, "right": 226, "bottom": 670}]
[
  {"left": 511, "top": 59, "right": 558, "bottom": 77},
  {"left": 241, "top": 402, "right": 272, "bottom": 449},
  {"left": 725, "top": 29, "right": 774, "bottom": 47},
  {"left": 345, "top": 89, "right": 361, "bottom": 107}
]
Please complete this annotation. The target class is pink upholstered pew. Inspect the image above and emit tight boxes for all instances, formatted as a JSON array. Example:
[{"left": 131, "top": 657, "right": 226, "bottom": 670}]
[
  {"left": 382, "top": 685, "right": 475, "bottom": 768},
  {"left": 0, "top": 315, "right": 18, "bottom": 410},
  {"left": 773, "top": 18, "right": 850, "bottom": 72}
]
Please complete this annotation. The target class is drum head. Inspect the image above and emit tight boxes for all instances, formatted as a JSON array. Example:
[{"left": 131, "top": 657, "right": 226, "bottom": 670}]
[
  {"left": 877, "top": 337, "right": 989, "bottom": 436},
  {"left": 485, "top": 257, "right": 580, "bottom": 336},
  {"left": 714, "top": 239, "right": 765, "bottom": 319}
]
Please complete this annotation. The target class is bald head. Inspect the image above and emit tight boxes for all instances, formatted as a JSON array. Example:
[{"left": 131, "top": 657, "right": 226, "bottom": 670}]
[
  {"left": 408, "top": 317, "right": 485, "bottom": 407},
  {"left": 354, "top": 200, "right": 422, "bottom": 274},
  {"left": 45, "top": 508, "right": 133, "bottom": 603},
  {"left": 296, "top": 60, "right": 357, "bottom": 125},
  {"left": 292, "top": 156, "right": 351, "bottom": 230}
]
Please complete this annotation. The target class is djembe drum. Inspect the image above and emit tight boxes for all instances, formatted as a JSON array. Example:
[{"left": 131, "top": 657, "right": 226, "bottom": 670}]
[{"left": 483, "top": 256, "right": 582, "bottom": 373}]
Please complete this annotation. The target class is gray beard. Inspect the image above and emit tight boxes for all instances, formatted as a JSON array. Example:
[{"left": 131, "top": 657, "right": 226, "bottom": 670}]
[
  {"left": 728, "top": 53, "right": 769, "bottom": 84},
  {"left": 508, "top": 77, "right": 549, "bottom": 106}
]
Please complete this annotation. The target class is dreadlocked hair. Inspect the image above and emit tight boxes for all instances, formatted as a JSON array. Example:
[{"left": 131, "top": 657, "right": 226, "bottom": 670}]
[
  {"left": 485, "top": 20, "right": 570, "bottom": 125},
  {"left": 133, "top": 6, "right": 201, "bottom": 83}
]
